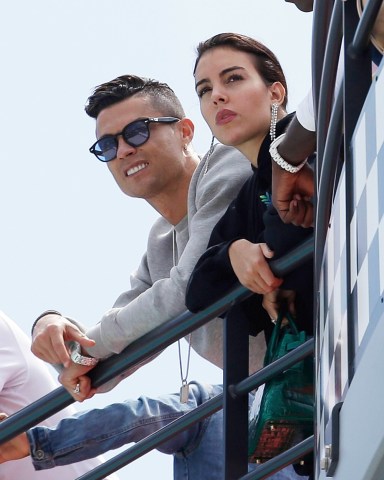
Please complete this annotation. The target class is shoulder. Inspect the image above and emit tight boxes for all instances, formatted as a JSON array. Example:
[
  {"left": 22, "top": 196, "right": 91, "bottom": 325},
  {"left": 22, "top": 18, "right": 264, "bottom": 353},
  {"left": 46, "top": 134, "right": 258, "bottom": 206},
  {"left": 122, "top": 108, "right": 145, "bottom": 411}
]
[
  {"left": 192, "top": 144, "right": 252, "bottom": 194},
  {"left": 205, "top": 143, "right": 250, "bottom": 174},
  {"left": 0, "top": 311, "right": 23, "bottom": 343},
  {"left": 0, "top": 312, "right": 52, "bottom": 390}
]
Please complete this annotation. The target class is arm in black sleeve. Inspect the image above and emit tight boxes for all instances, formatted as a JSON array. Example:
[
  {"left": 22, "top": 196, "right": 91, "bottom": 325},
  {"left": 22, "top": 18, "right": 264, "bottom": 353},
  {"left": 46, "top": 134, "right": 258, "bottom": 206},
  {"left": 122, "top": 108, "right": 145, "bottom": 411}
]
[{"left": 186, "top": 196, "right": 247, "bottom": 313}]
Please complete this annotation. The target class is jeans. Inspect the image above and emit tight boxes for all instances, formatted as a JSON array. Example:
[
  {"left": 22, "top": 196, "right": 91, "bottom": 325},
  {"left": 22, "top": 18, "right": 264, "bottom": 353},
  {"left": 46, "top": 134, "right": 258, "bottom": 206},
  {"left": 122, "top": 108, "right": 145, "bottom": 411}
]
[{"left": 27, "top": 382, "right": 307, "bottom": 479}]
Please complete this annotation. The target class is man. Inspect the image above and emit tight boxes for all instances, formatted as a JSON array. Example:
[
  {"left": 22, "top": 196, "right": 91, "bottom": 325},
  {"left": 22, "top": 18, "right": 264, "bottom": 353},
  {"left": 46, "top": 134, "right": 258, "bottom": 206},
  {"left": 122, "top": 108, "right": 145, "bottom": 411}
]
[
  {"left": 0, "top": 311, "right": 118, "bottom": 480},
  {"left": 0, "top": 75, "right": 303, "bottom": 479}
]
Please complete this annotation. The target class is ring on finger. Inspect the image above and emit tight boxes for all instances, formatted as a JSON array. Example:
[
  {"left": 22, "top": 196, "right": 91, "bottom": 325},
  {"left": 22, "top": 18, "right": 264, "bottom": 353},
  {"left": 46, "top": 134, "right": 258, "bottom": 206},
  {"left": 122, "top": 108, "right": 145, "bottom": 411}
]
[{"left": 73, "top": 383, "right": 80, "bottom": 394}]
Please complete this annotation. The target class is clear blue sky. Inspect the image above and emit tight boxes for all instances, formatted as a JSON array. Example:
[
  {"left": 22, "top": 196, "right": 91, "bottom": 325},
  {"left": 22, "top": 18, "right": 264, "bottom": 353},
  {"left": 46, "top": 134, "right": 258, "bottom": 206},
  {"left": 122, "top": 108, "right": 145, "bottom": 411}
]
[{"left": 0, "top": 1, "right": 312, "bottom": 478}]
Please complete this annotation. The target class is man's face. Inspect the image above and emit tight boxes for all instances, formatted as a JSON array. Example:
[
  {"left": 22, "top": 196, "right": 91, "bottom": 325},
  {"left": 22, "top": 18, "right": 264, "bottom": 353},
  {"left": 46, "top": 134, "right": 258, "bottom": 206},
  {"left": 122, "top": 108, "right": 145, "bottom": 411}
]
[
  {"left": 95, "top": 95, "right": 186, "bottom": 200},
  {"left": 285, "top": 0, "right": 313, "bottom": 12}
]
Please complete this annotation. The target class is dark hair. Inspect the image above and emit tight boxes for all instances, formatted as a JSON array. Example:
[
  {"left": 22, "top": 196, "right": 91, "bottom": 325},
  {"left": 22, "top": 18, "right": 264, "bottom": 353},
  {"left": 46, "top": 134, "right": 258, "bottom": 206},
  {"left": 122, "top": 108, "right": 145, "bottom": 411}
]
[
  {"left": 85, "top": 74, "right": 185, "bottom": 119},
  {"left": 194, "top": 33, "right": 288, "bottom": 109}
]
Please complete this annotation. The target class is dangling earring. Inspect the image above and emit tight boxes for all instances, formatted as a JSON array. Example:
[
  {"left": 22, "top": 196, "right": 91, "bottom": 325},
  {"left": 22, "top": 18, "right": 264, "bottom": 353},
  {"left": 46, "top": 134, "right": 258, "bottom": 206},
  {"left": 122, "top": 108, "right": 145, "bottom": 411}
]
[
  {"left": 204, "top": 136, "right": 215, "bottom": 175},
  {"left": 270, "top": 103, "right": 278, "bottom": 142}
]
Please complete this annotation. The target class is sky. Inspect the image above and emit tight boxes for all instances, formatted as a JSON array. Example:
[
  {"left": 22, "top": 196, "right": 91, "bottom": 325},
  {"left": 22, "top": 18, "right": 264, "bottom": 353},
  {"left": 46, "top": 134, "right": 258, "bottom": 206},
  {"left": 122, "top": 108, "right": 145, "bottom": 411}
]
[{"left": 0, "top": 1, "right": 313, "bottom": 478}]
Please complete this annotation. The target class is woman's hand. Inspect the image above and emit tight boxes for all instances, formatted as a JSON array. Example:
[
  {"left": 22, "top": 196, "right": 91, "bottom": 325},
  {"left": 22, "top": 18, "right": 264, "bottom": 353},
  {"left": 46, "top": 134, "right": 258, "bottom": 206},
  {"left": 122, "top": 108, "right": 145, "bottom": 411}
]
[
  {"left": 262, "top": 289, "right": 296, "bottom": 323},
  {"left": 228, "top": 240, "right": 283, "bottom": 293}
]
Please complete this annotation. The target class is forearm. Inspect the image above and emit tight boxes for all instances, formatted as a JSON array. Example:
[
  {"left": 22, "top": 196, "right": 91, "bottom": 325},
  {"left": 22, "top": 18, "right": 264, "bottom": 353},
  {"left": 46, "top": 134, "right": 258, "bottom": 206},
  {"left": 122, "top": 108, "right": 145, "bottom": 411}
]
[{"left": 277, "top": 116, "right": 316, "bottom": 166}]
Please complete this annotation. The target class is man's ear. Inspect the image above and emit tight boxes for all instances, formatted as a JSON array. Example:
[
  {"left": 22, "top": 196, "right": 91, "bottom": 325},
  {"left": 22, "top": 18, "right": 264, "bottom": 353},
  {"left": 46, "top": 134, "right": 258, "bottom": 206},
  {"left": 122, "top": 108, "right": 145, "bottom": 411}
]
[
  {"left": 179, "top": 118, "right": 195, "bottom": 145},
  {"left": 270, "top": 82, "right": 286, "bottom": 107}
]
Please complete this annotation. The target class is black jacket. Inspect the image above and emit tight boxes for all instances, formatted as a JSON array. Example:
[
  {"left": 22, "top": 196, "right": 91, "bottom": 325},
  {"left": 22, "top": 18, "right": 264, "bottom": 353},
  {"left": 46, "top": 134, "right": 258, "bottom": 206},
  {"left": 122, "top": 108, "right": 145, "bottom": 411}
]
[{"left": 185, "top": 114, "right": 313, "bottom": 337}]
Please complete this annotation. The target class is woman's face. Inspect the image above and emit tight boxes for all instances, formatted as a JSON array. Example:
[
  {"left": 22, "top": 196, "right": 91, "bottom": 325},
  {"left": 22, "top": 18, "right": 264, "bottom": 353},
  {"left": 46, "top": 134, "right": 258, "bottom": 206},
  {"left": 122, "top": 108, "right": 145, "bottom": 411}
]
[{"left": 194, "top": 46, "right": 280, "bottom": 162}]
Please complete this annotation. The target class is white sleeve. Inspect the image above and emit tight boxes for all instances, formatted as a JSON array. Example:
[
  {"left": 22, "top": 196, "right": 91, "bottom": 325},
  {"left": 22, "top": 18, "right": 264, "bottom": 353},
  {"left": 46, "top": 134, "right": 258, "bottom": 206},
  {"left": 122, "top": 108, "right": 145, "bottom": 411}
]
[
  {"left": 296, "top": 87, "right": 316, "bottom": 132},
  {"left": 296, "top": 50, "right": 344, "bottom": 133}
]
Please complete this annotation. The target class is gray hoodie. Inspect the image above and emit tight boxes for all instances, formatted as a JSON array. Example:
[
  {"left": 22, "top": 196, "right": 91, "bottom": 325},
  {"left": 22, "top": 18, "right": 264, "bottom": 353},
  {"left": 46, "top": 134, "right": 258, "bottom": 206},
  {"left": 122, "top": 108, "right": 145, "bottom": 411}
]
[{"left": 84, "top": 144, "right": 266, "bottom": 375}]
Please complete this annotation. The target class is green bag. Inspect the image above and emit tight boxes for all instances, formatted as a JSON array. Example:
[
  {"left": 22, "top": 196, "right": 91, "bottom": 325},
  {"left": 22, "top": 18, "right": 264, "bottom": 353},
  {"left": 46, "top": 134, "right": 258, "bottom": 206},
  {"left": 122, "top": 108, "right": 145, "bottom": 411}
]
[{"left": 248, "top": 312, "right": 314, "bottom": 464}]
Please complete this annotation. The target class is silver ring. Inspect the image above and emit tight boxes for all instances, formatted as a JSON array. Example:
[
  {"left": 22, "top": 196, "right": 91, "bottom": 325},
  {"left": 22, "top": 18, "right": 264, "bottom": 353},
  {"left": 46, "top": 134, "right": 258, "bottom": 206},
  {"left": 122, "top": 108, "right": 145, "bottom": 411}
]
[{"left": 73, "top": 383, "right": 80, "bottom": 394}]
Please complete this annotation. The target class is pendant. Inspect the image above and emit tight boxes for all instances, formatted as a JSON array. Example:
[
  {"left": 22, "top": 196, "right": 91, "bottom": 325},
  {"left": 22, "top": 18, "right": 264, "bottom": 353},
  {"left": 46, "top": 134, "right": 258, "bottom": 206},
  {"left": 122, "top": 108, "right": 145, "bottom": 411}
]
[{"left": 180, "top": 383, "right": 189, "bottom": 403}]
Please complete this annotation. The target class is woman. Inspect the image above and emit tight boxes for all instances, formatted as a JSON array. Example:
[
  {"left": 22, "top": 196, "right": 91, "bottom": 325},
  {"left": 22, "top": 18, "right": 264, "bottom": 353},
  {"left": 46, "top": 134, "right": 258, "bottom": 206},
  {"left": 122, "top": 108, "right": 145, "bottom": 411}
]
[
  {"left": 186, "top": 32, "right": 314, "bottom": 478},
  {"left": 186, "top": 32, "right": 313, "bottom": 333}
]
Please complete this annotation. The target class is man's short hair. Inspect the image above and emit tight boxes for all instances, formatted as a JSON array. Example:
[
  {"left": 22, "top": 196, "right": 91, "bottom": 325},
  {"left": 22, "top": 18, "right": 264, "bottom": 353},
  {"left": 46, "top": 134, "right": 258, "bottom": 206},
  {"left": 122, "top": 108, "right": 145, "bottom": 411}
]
[{"left": 85, "top": 74, "right": 185, "bottom": 119}]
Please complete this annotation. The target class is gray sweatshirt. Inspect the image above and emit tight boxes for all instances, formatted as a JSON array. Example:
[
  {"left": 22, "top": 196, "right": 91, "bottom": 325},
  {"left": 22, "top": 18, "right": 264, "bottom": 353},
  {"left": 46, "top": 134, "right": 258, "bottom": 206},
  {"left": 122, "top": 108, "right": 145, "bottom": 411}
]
[{"left": 85, "top": 144, "right": 266, "bottom": 374}]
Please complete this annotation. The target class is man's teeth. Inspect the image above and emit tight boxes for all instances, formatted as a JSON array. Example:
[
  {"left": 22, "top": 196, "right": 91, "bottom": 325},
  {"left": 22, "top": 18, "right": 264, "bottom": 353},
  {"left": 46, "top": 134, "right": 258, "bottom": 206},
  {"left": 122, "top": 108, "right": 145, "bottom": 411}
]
[{"left": 127, "top": 163, "right": 148, "bottom": 176}]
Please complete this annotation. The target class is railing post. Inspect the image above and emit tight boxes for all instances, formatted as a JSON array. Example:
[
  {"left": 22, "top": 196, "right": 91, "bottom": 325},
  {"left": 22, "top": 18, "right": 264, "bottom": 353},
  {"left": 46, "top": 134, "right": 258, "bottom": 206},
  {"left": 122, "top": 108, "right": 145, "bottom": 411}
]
[{"left": 224, "top": 304, "right": 250, "bottom": 479}]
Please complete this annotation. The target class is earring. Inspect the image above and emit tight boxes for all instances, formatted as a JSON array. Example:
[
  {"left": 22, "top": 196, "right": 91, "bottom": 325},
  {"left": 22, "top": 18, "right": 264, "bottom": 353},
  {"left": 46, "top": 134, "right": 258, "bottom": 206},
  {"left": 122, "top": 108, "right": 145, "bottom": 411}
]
[
  {"left": 270, "top": 103, "right": 278, "bottom": 142},
  {"left": 183, "top": 144, "right": 188, "bottom": 152}
]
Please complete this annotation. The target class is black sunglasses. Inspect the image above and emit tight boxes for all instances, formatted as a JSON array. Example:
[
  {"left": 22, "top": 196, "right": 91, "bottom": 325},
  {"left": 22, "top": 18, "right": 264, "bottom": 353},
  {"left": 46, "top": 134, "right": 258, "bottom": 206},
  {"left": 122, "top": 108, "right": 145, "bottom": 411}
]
[{"left": 89, "top": 116, "right": 180, "bottom": 162}]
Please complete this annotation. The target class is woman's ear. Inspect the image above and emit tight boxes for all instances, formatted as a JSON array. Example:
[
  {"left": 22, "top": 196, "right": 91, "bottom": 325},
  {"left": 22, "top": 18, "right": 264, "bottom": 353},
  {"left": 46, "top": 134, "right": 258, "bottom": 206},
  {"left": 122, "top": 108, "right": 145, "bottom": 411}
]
[
  {"left": 270, "top": 82, "right": 286, "bottom": 107},
  {"left": 179, "top": 118, "right": 195, "bottom": 145}
]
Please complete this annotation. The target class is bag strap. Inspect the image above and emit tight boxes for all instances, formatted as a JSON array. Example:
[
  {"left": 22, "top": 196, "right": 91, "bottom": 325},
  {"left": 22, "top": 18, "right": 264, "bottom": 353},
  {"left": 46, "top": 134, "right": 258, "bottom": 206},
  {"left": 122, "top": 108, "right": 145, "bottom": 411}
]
[{"left": 264, "top": 311, "right": 300, "bottom": 365}]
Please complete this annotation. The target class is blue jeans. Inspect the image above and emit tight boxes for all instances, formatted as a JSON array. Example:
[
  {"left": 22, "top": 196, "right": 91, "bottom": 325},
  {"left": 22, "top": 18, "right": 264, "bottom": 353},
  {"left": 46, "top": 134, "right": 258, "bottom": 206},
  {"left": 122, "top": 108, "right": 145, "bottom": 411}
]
[{"left": 27, "top": 382, "right": 307, "bottom": 479}]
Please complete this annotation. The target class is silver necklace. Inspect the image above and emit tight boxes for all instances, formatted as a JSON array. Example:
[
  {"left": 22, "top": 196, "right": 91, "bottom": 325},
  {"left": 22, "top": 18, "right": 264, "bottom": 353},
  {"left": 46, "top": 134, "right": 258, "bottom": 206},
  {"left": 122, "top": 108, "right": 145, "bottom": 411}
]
[
  {"left": 173, "top": 229, "right": 192, "bottom": 403},
  {"left": 204, "top": 136, "right": 215, "bottom": 175}
]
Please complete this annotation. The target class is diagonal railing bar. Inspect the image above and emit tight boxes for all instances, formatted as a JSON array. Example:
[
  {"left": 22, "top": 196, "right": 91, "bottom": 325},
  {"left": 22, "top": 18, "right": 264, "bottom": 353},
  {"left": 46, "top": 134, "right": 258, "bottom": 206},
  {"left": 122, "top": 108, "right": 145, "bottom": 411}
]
[
  {"left": 267, "top": 235, "right": 314, "bottom": 276},
  {"left": 240, "top": 436, "right": 314, "bottom": 480},
  {"left": 228, "top": 338, "right": 314, "bottom": 399},
  {"left": 0, "top": 235, "right": 313, "bottom": 446},
  {"left": 348, "top": 0, "right": 384, "bottom": 58},
  {"left": 3, "top": 303, "right": 234, "bottom": 445},
  {"left": 76, "top": 394, "right": 223, "bottom": 480},
  {"left": 0, "top": 287, "right": 254, "bottom": 445},
  {"left": 0, "top": 388, "right": 74, "bottom": 445}
]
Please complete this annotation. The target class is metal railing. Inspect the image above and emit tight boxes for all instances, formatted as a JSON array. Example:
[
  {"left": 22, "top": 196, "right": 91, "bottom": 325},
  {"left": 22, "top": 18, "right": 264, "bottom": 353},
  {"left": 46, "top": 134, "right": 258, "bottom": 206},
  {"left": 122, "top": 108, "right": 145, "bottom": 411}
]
[
  {"left": 313, "top": 0, "right": 383, "bottom": 476},
  {"left": 0, "top": 236, "right": 314, "bottom": 480}
]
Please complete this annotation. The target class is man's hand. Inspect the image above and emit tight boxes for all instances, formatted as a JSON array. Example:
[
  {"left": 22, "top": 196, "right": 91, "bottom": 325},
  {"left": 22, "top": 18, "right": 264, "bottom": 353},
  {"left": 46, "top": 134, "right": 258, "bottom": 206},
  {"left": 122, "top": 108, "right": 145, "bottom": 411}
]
[
  {"left": 58, "top": 362, "right": 97, "bottom": 402},
  {"left": 0, "top": 414, "right": 30, "bottom": 463},
  {"left": 31, "top": 313, "right": 96, "bottom": 368},
  {"left": 228, "top": 240, "right": 283, "bottom": 294},
  {"left": 272, "top": 161, "right": 314, "bottom": 227}
]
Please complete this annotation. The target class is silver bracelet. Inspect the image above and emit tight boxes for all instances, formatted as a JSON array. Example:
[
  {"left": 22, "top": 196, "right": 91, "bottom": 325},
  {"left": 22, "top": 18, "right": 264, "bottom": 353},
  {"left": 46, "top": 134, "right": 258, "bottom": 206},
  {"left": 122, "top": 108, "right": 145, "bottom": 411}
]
[
  {"left": 269, "top": 133, "right": 307, "bottom": 173},
  {"left": 69, "top": 341, "right": 99, "bottom": 366}
]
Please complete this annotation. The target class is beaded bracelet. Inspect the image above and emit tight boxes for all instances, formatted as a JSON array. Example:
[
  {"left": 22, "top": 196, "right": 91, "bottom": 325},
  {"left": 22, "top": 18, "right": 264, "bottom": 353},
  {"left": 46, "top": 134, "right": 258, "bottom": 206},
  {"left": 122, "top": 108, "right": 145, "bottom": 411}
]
[{"left": 269, "top": 133, "right": 307, "bottom": 173}]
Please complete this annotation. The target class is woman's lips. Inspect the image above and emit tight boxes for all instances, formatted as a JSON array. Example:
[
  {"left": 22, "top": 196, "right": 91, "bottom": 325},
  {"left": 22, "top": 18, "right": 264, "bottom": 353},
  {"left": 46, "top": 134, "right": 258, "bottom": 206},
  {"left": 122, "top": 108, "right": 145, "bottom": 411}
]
[{"left": 215, "top": 109, "right": 237, "bottom": 125}]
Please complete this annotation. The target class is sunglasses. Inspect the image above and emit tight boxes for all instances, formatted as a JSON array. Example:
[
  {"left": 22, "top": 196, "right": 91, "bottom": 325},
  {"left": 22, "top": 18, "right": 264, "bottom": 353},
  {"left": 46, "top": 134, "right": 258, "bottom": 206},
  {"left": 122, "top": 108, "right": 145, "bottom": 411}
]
[{"left": 89, "top": 116, "right": 180, "bottom": 162}]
